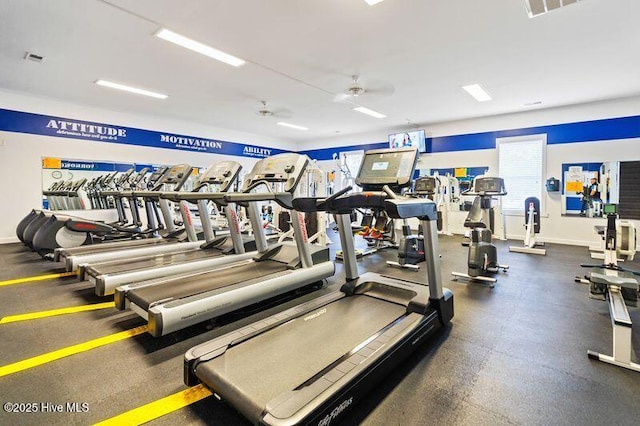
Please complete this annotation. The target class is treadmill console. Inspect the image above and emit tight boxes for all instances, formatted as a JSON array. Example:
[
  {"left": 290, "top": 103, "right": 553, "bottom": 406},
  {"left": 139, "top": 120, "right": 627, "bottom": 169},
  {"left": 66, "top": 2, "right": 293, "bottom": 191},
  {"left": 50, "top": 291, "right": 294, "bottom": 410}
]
[
  {"left": 148, "top": 166, "right": 169, "bottom": 186},
  {"left": 116, "top": 168, "right": 135, "bottom": 185},
  {"left": 131, "top": 168, "right": 150, "bottom": 187},
  {"left": 152, "top": 164, "right": 193, "bottom": 191},
  {"left": 198, "top": 161, "right": 242, "bottom": 192},
  {"left": 240, "top": 153, "right": 309, "bottom": 193},
  {"left": 355, "top": 147, "right": 419, "bottom": 192},
  {"left": 413, "top": 176, "right": 436, "bottom": 194},
  {"left": 474, "top": 177, "right": 506, "bottom": 195}
]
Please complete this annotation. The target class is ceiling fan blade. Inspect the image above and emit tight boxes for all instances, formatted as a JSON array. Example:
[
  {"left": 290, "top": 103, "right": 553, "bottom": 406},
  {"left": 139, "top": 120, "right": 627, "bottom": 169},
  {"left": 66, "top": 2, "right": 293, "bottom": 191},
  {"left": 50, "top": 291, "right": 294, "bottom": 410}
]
[
  {"left": 361, "top": 79, "right": 395, "bottom": 97},
  {"left": 273, "top": 108, "right": 293, "bottom": 119},
  {"left": 333, "top": 92, "right": 354, "bottom": 104}
]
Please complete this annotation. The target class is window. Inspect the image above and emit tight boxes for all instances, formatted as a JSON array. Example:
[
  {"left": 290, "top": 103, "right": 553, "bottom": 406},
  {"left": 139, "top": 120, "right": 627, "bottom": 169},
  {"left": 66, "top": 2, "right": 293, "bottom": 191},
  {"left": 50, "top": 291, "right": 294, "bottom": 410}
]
[
  {"left": 338, "top": 150, "right": 364, "bottom": 191},
  {"left": 497, "top": 134, "right": 546, "bottom": 213}
]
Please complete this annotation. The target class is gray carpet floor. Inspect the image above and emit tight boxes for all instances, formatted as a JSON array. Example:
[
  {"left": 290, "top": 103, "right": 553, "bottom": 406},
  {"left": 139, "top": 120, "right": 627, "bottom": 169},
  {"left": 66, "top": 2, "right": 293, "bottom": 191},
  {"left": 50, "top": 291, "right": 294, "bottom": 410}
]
[{"left": 0, "top": 233, "right": 639, "bottom": 425}]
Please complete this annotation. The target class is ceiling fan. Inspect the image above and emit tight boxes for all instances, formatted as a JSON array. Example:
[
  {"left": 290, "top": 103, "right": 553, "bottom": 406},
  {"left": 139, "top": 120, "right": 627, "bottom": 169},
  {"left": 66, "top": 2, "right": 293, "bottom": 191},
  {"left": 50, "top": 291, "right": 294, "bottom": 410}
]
[
  {"left": 333, "top": 75, "right": 395, "bottom": 104},
  {"left": 256, "top": 101, "right": 292, "bottom": 119}
]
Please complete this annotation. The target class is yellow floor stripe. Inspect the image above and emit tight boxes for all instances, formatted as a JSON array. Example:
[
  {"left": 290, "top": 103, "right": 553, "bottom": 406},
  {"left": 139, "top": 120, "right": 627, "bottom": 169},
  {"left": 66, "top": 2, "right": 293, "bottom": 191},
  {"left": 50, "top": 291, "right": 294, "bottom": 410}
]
[
  {"left": 0, "top": 325, "right": 147, "bottom": 377},
  {"left": 0, "top": 302, "right": 114, "bottom": 324},
  {"left": 94, "top": 384, "right": 212, "bottom": 426},
  {"left": 0, "top": 271, "right": 77, "bottom": 287}
]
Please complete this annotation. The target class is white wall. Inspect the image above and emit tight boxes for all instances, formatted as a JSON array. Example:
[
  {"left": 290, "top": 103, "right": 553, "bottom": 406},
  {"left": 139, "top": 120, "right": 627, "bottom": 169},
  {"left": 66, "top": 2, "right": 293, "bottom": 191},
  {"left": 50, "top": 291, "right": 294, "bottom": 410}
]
[
  {"left": 420, "top": 139, "right": 640, "bottom": 247},
  {"left": 304, "top": 96, "right": 640, "bottom": 247},
  {"left": 0, "top": 89, "right": 294, "bottom": 243},
  {"left": 301, "top": 95, "right": 640, "bottom": 151}
]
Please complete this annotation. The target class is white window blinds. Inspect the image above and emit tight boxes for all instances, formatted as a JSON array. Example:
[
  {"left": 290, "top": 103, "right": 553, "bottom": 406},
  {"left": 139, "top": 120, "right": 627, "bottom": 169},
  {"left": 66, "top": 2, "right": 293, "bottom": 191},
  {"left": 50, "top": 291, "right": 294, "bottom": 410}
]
[{"left": 498, "top": 136, "right": 545, "bottom": 212}]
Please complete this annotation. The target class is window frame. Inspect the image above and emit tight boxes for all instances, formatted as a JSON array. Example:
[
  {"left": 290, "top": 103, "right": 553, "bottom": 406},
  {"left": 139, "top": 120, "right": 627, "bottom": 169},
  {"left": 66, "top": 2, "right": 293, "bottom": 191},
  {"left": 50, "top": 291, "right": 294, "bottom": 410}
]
[{"left": 496, "top": 133, "right": 547, "bottom": 217}]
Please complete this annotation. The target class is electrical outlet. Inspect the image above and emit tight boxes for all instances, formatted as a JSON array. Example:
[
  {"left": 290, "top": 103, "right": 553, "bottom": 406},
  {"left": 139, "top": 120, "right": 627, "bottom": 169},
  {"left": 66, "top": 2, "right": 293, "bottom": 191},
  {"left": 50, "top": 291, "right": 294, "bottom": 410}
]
[{"left": 0, "top": 139, "right": 4, "bottom": 147}]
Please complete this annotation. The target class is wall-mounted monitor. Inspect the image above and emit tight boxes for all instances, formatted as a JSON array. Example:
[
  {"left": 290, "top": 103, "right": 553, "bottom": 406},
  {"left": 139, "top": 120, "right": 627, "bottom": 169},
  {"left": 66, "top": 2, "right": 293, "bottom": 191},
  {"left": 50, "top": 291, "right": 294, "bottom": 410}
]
[{"left": 389, "top": 129, "right": 426, "bottom": 153}]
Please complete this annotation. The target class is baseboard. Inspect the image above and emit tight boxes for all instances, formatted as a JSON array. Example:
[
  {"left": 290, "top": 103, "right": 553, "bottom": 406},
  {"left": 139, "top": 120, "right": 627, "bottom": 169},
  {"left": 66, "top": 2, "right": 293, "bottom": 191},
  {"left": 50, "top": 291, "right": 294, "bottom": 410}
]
[
  {"left": 0, "top": 237, "right": 20, "bottom": 245},
  {"left": 504, "top": 234, "right": 598, "bottom": 248},
  {"left": 448, "top": 231, "right": 602, "bottom": 249}
]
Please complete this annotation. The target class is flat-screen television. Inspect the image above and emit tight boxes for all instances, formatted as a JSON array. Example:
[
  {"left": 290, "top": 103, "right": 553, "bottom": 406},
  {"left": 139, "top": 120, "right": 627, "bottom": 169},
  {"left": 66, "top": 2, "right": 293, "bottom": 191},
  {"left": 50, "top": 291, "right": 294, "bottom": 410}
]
[{"left": 389, "top": 129, "right": 426, "bottom": 153}]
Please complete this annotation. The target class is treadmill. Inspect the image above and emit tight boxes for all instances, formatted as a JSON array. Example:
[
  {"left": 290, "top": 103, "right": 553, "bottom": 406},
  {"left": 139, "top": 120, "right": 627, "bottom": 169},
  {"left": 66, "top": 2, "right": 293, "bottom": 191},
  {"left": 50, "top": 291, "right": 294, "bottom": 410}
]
[
  {"left": 114, "top": 153, "right": 334, "bottom": 337},
  {"left": 184, "top": 147, "right": 454, "bottom": 425},
  {"left": 50, "top": 166, "right": 170, "bottom": 261},
  {"left": 83, "top": 161, "right": 259, "bottom": 297},
  {"left": 30, "top": 169, "right": 149, "bottom": 254},
  {"left": 56, "top": 164, "right": 197, "bottom": 271}
]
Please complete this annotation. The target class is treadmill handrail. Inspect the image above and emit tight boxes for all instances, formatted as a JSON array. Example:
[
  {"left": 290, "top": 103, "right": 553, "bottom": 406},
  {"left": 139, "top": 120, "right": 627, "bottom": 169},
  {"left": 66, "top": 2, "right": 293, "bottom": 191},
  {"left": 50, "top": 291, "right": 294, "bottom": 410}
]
[
  {"left": 225, "top": 192, "right": 294, "bottom": 209},
  {"left": 129, "top": 190, "right": 163, "bottom": 199},
  {"left": 159, "top": 191, "right": 228, "bottom": 205},
  {"left": 244, "top": 179, "right": 275, "bottom": 194},
  {"left": 292, "top": 191, "right": 438, "bottom": 220},
  {"left": 99, "top": 190, "right": 125, "bottom": 197},
  {"left": 464, "top": 190, "right": 508, "bottom": 196}
]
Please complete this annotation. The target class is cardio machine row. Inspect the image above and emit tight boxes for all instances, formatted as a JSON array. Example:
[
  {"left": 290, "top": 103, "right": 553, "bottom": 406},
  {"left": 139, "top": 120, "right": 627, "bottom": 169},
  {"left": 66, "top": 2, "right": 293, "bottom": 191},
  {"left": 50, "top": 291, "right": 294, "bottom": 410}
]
[
  {"left": 15, "top": 147, "right": 454, "bottom": 425},
  {"left": 17, "top": 164, "right": 191, "bottom": 258}
]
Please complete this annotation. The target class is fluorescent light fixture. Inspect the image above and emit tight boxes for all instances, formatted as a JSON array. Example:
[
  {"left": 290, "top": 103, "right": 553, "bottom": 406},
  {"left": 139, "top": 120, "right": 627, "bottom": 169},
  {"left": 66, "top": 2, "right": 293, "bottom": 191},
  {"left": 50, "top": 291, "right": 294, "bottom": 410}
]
[
  {"left": 462, "top": 84, "right": 492, "bottom": 102},
  {"left": 277, "top": 122, "right": 309, "bottom": 131},
  {"left": 365, "top": 0, "right": 385, "bottom": 5},
  {"left": 95, "top": 80, "right": 168, "bottom": 99},
  {"left": 353, "top": 106, "right": 386, "bottom": 119},
  {"left": 155, "top": 28, "right": 246, "bottom": 67}
]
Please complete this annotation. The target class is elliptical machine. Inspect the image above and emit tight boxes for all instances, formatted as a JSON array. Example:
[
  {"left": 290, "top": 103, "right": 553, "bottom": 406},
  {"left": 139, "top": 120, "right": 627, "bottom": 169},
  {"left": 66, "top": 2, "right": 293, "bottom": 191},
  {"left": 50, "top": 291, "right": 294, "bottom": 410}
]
[{"left": 452, "top": 177, "right": 509, "bottom": 287}]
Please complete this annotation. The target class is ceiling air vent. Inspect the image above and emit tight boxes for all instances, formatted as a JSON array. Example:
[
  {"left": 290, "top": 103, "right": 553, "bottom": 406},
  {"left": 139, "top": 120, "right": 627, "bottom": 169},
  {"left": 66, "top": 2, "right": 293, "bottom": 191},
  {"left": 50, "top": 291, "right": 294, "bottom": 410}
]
[
  {"left": 24, "top": 52, "right": 45, "bottom": 63},
  {"left": 524, "top": 0, "right": 581, "bottom": 18}
]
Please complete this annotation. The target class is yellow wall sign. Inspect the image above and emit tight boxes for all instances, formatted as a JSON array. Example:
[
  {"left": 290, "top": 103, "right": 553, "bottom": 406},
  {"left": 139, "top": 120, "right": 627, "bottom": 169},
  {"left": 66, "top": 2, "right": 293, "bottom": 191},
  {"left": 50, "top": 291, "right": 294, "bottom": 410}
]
[
  {"left": 565, "top": 181, "right": 584, "bottom": 192},
  {"left": 454, "top": 168, "right": 468, "bottom": 178},
  {"left": 42, "top": 157, "right": 62, "bottom": 169}
]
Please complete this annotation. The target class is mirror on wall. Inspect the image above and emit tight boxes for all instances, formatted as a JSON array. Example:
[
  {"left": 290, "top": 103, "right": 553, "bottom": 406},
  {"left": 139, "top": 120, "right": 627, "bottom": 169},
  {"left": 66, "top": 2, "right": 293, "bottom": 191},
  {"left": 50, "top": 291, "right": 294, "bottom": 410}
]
[
  {"left": 41, "top": 157, "right": 156, "bottom": 211},
  {"left": 560, "top": 160, "right": 640, "bottom": 219},
  {"left": 421, "top": 166, "right": 490, "bottom": 212}
]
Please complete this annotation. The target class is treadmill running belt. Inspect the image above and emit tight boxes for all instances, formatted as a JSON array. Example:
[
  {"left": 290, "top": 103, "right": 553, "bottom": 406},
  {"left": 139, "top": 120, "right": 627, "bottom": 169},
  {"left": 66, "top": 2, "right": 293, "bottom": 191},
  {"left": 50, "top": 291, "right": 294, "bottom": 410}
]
[
  {"left": 195, "top": 295, "right": 405, "bottom": 422},
  {"left": 128, "top": 260, "right": 287, "bottom": 310},
  {"left": 87, "top": 249, "right": 222, "bottom": 276},
  {"left": 59, "top": 238, "right": 167, "bottom": 256}
]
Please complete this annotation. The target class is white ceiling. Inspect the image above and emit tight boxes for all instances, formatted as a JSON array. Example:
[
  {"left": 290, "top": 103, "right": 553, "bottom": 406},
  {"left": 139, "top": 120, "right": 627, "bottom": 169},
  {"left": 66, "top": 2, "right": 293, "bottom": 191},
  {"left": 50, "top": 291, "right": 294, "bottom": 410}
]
[{"left": 1, "top": 0, "right": 639, "bottom": 146}]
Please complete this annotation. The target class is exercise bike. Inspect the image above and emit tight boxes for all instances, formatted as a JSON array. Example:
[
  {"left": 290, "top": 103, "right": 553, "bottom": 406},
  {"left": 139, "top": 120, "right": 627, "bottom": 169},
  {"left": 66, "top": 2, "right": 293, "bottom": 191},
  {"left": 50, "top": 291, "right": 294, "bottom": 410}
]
[
  {"left": 452, "top": 177, "right": 509, "bottom": 287},
  {"left": 386, "top": 177, "right": 432, "bottom": 270}
]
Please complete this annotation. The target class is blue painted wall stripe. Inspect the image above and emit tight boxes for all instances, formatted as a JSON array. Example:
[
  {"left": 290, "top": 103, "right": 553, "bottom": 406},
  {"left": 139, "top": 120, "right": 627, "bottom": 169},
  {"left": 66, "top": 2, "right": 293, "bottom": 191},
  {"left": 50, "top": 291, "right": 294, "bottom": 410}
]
[
  {"left": 301, "top": 115, "right": 640, "bottom": 159},
  {"left": 0, "top": 108, "right": 286, "bottom": 159},
  {"left": 1, "top": 107, "right": 639, "bottom": 161}
]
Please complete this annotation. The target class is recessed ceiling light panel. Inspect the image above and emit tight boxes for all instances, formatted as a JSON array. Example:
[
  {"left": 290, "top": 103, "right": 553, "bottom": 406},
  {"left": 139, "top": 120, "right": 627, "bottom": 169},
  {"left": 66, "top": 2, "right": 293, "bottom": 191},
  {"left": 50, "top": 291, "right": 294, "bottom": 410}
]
[
  {"left": 277, "top": 122, "right": 309, "bottom": 131},
  {"left": 462, "top": 84, "right": 492, "bottom": 102},
  {"left": 155, "top": 28, "right": 246, "bottom": 67},
  {"left": 364, "top": 0, "right": 385, "bottom": 5},
  {"left": 95, "top": 80, "right": 168, "bottom": 99},
  {"left": 353, "top": 106, "right": 387, "bottom": 118}
]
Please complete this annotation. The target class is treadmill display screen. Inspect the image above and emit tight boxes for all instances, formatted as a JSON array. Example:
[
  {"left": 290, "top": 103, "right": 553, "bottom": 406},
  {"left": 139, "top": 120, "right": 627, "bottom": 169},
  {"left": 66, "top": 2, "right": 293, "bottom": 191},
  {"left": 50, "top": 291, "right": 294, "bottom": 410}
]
[
  {"left": 603, "top": 204, "right": 618, "bottom": 214},
  {"left": 414, "top": 177, "right": 436, "bottom": 193},
  {"left": 241, "top": 153, "right": 310, "bottom": 193},
  {"left": 356, "top": 148, "right": 418, "bottom": 190},
  {"left": 372, "top": 162, "right": 389, "bottom": 171}
]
